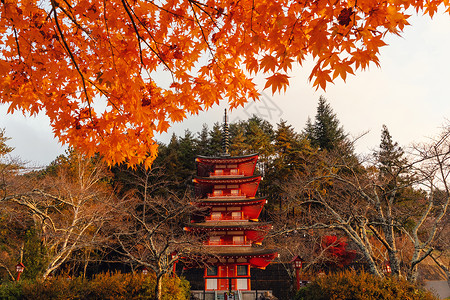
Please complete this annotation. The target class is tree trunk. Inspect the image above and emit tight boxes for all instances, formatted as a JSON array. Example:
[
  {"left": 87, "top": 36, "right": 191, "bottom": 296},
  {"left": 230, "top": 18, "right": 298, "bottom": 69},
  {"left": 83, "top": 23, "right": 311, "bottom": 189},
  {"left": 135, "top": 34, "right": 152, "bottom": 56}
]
[
  {"left": 406, "top": 264, "right": 419, "bottom": 283},
  {"left": 345, "top": 225, "right": 381, "bottom": 277},
  {"left": 155, "top": 274, "right": 163, "bottom": 300},
  {"left": 357, "top": 244, "right": 382, "bottom": 277},
  {"left": 383, "top": 196, "right": 401, "bottom": 277}
]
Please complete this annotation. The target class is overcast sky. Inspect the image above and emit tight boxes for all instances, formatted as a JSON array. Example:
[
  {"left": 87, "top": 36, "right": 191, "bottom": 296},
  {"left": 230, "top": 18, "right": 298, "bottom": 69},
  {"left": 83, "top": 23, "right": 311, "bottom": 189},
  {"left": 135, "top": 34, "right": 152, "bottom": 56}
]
[{"left": 1, "top": 11, "right": 450, "bottom": 167}]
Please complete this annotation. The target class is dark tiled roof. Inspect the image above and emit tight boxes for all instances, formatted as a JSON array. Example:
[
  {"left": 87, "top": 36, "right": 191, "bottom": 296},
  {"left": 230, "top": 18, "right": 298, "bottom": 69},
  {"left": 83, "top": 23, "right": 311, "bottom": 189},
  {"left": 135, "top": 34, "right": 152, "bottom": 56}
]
[
  {"left": 196, "top": 153, "right": 258, "bottom": 161},
  {"left": 204, "top": 245, "right": 277, "bottom": 257},
  {"left": 187, "top": 221, "right": 271, "bottom": 229},
  {"left": 196, "top": 197, "right": 266, "bottom": 205},
  {"left": 193, "top": 175, "right": 260, "bottom": 183}
]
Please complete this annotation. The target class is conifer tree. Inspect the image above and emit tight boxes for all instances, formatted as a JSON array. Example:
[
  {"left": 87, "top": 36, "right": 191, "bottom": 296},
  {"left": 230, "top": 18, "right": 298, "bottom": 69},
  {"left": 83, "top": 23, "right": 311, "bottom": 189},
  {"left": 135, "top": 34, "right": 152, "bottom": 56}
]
[
  {"left": 275, "top": 120, "right": 299, "bottom": 156},
  {"left": 229, "top": 123, "right": 247, "bottom": 156},
  {"left": 244, "top": 116, "right": 274, "bottom": 158},
  {"left": 178, "top": 130, "right": 196, "bottom": 183},
  {"left": 305, "top": 96, "right": 347, "bottom": 151},
  {"left": 373, "top": 125, "right": 414, "bottom": 205},
  {"left": 374, "top": 125, "right": 407, "bottom": 178},
  {"left": 208, "top": 122, "right": 223, "bottom": 156},
  {"left": 163, "top": 134, "right": 182, "bottom": 184},
  {"left": 266, "top": 121, "right": 316, "bottom": 203},
  {"left": 195, "top": 124, "right": 210, "bottom": 156}
]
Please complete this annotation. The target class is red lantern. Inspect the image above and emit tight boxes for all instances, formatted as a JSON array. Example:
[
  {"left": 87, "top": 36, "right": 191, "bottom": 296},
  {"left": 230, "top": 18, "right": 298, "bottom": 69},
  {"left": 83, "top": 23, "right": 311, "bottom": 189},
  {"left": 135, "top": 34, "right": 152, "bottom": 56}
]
[
  {"left": 16, "top": 262, "right": 25, "bottom": 281},
  {"left": 384, "top": 261, "right": 391, "bottom": 274},
  {"left": 290, "top": 256, "right": 304, "bottom": 291}
]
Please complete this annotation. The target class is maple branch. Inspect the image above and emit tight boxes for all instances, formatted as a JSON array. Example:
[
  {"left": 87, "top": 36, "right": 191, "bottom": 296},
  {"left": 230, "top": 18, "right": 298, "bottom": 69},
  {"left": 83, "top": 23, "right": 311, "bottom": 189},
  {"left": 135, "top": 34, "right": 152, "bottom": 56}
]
[
  {"left": 143, "top": 0, "right": 194, "bottom": 21},
  {"left": 247, "top": 0, "right": 254, "bottom": 34},
  {"left": 429, "top": 253, "right": 450, "bottom": 280},
  {"left": 189, "top": 0, "right": 221, "bottom": 29},
  {"left": 188, "top": 0, "right": 215, "bottom": 58},
  {"left": 189, "top": 0, "right": 227, "bottom": 17},
  {"left": 120, "top": 0, "right": 145, "bottom": 70},
  {"left": 13, "top": 27, "right": 22, "bottom": 61},
  {"left": 51, "top": 3, "right": 95, "bottom": 126},
  {"left": 287, "top": 1, "right": 308, "bottom": 47},
  {"left": 121, "top": 0, "right": 174, "bottom": 77},
  {"left": 98, "top": 0, "right": 123, "bottom": 114},
  {"left": 122, "top": 0, "right": 176, "bottom": 84},
  {"left": 57, "top": 1, "right": 94, "bottom": 40}
]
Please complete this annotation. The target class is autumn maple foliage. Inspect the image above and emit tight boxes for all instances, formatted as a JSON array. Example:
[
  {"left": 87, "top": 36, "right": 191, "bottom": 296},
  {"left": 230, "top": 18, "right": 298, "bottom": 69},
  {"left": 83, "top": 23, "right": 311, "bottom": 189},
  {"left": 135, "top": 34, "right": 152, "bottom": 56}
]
[{"left": 0, "top": 0, "right": 448, "bottom": 166}]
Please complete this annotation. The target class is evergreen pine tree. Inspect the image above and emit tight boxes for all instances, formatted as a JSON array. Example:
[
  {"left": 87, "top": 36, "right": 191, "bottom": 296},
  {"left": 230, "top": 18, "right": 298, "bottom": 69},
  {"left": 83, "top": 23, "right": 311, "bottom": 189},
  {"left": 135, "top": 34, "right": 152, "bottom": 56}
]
[
  {"left": 304, "top": 117, "right": 315, "bottom": 144},
  {"left": 164, "top": 133, "right": 182, "bottom": 182},
  {"left": 275, "top": 120, "right": 298, "bottom": 156},
  {"left": 374, "top": 125, "right": 406, "bottom": 177},
  {"left": 265, "top": 120, "right": 316, "bottom": 201},
  {"left": 208, "top": 122, "right": 223, "bottom": 156},
  {"left": 373, "top": 125, "right": 418, "bottom": 207},
  {"left": 178, "top": 130, "right": 197, "bottom": 182},
  {"left": 229, "top": 123, "right": 247, "bottom": 156},
  {"left": 195, "top": 124, "right": 210, "bottom": 155},
  {"left": 244, "top": 116, "right": 274, "bottom": 158},
  {"left": 306, "top": 96, "right": 347, "bottom": 151}
]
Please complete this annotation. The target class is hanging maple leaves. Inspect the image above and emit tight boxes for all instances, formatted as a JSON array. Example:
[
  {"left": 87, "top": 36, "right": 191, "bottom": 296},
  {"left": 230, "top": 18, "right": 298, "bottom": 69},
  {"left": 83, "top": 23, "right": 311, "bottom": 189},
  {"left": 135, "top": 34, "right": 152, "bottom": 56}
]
[{"left": 0, "top": 0, "right": 448, "bottom": 166}]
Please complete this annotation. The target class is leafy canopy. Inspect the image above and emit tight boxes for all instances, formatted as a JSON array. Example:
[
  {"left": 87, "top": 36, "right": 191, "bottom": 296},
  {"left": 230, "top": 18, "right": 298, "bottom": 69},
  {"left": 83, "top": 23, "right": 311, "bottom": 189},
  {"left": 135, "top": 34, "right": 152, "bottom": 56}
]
[{"left": 1, "top": 0, "right": 448, "bottom": 166}]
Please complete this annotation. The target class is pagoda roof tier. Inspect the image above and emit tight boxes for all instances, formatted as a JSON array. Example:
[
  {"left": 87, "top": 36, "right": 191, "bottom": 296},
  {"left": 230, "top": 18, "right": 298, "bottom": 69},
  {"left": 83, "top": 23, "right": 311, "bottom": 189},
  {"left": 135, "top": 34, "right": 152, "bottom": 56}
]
[
  {"left": 185, "top": 222, "right": 271, "bottom": 243},
  {"left": 196, "top": 154, "right": 258, "bottom": 177},
  {"left": 194, "top": 175, "right": 261, "bottom": 198},
  {"left": 193, "top": 175, "right": 260, "bottom": 184},
  {"left": 204, "top": 246, "right": 277, "bottom": 257},
  {"left": 204, "top": 246, "right": 278, "bottom": 269},
  {"left": 195, "top": 197, "right": 266, "bottom": 206},
  {"left": 196, "top": 153, "right": 258, "bottom": 163},
  {"left": 182, "top": 246, "right": 278, "bottom": 269},
  {"left": 185, "top": 221, "right": 271, "bottom": 231}
]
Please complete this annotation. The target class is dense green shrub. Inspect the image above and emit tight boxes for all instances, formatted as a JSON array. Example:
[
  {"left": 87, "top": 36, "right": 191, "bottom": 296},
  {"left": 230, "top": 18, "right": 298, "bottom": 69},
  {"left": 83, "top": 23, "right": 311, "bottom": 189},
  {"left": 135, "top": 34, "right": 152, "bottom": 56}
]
[
  {"left": 0, "top": 272, "right": 190, "bottom": 300},
  {"left": 295, "top": 270, "right": 437, "bottom": 300}
]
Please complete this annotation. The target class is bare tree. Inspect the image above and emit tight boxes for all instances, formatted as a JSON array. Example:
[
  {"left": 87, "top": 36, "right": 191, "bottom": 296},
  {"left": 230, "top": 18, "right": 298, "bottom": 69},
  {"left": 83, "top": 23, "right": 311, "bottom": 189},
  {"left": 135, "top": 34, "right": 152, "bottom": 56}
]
[
  {"left": 2, "top": 152, "right": 116, "bottom": 279},
  {"left": 112, "top": 166, "right": 201, "bottom": 300},
  {"left": 407, "top": 130, "right": 450, "bottom": 283},
  {"left": 280, "top": 129, "right": 450, "bottom": 282}
]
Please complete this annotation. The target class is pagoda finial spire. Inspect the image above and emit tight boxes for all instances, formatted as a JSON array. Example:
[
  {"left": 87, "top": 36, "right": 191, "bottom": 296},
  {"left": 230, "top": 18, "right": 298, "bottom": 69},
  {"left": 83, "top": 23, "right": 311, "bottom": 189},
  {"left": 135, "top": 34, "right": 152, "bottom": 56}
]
[{"left": 222, "top": 109, "right": 230, "bottom": 156}]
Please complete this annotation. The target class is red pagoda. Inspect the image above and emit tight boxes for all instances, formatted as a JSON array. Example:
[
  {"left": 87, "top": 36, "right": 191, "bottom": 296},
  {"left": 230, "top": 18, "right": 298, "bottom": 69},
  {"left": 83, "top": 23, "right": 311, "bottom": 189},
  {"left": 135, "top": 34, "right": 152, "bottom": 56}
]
[{"left": 185, "top": 110, "right": 277, "bottom": 292}]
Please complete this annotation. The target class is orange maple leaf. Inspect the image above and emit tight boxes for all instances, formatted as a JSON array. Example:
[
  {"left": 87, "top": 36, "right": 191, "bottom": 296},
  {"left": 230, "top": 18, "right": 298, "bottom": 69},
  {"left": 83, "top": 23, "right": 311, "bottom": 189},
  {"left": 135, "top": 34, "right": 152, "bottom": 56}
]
[
  {"left": 264, "top": 73, "right": 290, "bottom": 94},
  {"left": 260, "top": 55, "right": 278, "bottom": 73}
]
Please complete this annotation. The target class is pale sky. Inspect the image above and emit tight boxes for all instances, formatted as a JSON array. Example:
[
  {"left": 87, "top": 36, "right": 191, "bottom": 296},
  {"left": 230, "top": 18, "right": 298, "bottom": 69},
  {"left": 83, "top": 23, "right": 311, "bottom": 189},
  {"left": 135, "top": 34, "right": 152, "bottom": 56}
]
[{"left": 1, "top": 11, "right": 450, "bottom": 167}]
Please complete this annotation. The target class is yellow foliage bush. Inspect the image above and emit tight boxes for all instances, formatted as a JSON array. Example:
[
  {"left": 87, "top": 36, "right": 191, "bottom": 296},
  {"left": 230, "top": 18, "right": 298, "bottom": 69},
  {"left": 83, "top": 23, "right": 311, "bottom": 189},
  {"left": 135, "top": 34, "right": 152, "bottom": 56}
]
[
  {"left": 295, "top": 270, "right": 437, "bottom": 300},
  {"left": 0, "top": 272, "right": 190, "bottom": 300}
]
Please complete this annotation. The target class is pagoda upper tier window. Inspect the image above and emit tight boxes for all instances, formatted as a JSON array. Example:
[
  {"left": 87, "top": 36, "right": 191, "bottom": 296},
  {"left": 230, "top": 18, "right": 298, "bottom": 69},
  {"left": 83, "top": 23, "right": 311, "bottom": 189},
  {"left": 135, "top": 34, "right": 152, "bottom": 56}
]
[
  {"left": 232, "top": 211, "right": 242, "bottom": 220},
  {"left": 214, "top": 169, "right": 224, "bottom": 176},
  {"left": 233, "top": 236, "right": 245, "bottom": 245},
  {"left": 213, "top": 190, "right": 224, "bottom": 197},
  {"left": 210, "top": 168, "right": 243, "bottom": 177},
  {"left": 211, "top": 212, "right": 221, "bottom": 220},
  {"left": 209, "top": 236, "right": 220, "bottom": 245},
  {"left": 209, "top": 188, "right": 246, "bottom": 198}
]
